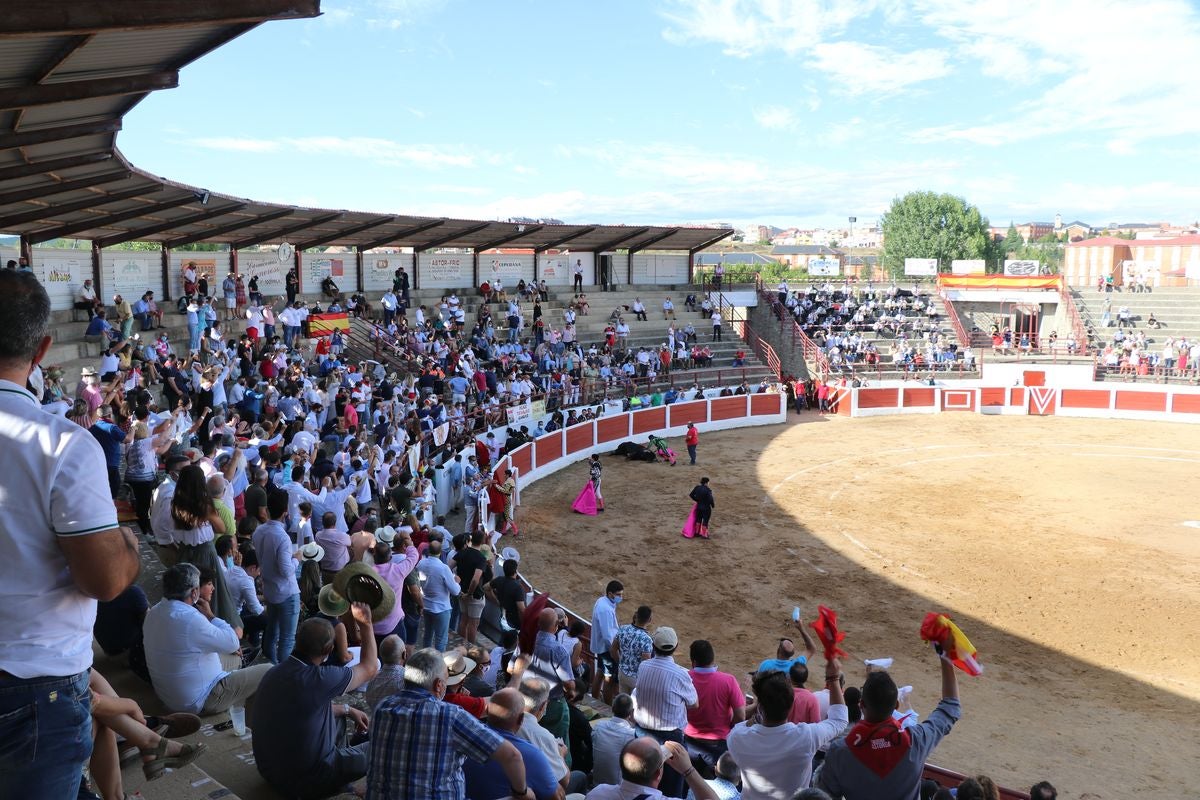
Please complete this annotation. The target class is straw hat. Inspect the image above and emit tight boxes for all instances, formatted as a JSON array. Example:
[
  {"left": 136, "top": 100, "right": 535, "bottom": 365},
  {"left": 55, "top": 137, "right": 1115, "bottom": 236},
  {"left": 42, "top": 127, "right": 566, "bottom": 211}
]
[
  {"left": 299, "top": 542, "right": 325, "bottom": 563},
  {"left": 443, "top": 650, "right": 478, "bottom": 686},
  {"left": 317, "top": 584, "right": 350, "bottom": 617},
  {"left": 375, "top": 526, "right": 397, "bottom": 545},
  {"left": 331, "top": 561, "right": 396, "bottom": 622}
]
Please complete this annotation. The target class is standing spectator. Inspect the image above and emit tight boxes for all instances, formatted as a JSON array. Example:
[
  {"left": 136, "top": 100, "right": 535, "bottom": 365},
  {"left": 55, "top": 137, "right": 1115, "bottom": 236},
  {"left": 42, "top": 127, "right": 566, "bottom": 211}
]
[
  {"left": 684, "top": 640, "right": 746, "bottom": 778},
  {"left": 786, "top": 662, "right": 821, "bottom": 724},
  {"left": 573, "top": 260, "right": 584, "bottom": 293},
  {"left": 142, "top": 563, "right": 271, "bottom": 715},
  {"left": 365, "top": 648, "right": 534, "bottom": 800},
  {"left": 726, "top": 654, "right": 847, "bottom": 800},
  {"left": 590, "top": 580, "right": 624, "bottom": 703},
  {"left": 90, "top": 404, "right": 127, "bottom": 498},
  {"left": 251, "top": 491, "right": 302, "bottom": 664},
  {"left": 711, "top": 310, "right": 723, "bottom": 341},
  {"left": 613, "top": 605, "right": 654, "bottom": 695},
  {"left": 113, "top": 293, "right": 135, "bottom": 339},
  {"left": 485, "top": 557, "right": 528, "bottom": 632},
  {"left": 685, "top": 422, "right": 699, "bottom": 466},
  {"left": 816, "top": 650, "right": 961, "bottom": 800},
  {"left": 591, "top": 693, "right": 638, "bottom": 786},
  {"left": 451, "top": 530, "right": 491, "bottom": 644},
  {"left": 418, "top": 539, "right": 461, "bottom": 651},
  {"left": 252, "top": 606, "right": 379, "bottom": 799},
  {"left": 632, "top": 627, "right": 698, "bottom": 799},
  {"left": 0, "top": 271, "right": 140, "bottom": 797}
]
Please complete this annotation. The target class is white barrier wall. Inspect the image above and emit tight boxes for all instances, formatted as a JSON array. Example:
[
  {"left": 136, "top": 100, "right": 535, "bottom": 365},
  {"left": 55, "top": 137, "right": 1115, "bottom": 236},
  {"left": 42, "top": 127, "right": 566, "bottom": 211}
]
[
  {"left": 237, "top": 251, "right": 289, "bottom": 296},
  {"left": 364, "top": 252, "right": 413, "bottom": 292},
  {"left": 32, "top": 248, "right": 93, "bottom": 311},
  {"left": 101, "top": 250, "right": 159, "bottom": 302},
  {"left": 418, "top": 251, "right": 470, "bottom": 289},
  {"left": 632, "top": 252, "right": 688, "bottom": 284},
  {"left": 539, "top": 252, "right": 595, "bottom": 286},
  {"left": 481, "top": 253, "right": 534, "bottom": 286},
  {"left": 301, "top": 252, "right": 352, "bottom": 293}
]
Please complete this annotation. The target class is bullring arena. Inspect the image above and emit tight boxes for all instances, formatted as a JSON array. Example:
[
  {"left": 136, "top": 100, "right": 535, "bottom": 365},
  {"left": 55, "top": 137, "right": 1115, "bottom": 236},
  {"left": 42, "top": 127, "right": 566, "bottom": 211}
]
[{"left": 513, "top": 406, "right": 1200, "bottom": 800}]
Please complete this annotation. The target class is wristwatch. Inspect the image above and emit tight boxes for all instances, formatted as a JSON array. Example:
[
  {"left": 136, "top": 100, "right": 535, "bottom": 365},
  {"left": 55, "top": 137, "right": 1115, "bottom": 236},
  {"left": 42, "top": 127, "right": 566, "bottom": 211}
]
[
  {"left": 342, "top": 703, "right": 350, "bottom": 716},
  {"left": 510, "top": 787, "right": 527, "bottom": 797}
]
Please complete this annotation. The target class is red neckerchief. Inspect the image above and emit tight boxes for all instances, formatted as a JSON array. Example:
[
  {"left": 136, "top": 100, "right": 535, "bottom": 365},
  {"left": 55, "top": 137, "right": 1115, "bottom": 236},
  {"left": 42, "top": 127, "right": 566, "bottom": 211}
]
[{"left": 845, "top": 716, "right": 913, "bottom": 778}]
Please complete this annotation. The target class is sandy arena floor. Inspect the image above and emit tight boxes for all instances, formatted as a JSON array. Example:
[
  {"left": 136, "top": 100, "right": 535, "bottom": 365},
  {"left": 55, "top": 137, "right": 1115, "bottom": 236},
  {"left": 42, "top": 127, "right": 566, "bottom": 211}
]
[{"left": 516, "top": 414, "right": 1200, "bottom": 800}]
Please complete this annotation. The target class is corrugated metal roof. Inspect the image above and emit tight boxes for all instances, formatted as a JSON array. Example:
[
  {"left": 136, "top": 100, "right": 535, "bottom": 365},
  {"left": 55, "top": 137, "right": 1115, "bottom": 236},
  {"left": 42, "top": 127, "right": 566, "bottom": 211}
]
[{"left": 0, "top": 2, "right": 732, "bottom": 254}]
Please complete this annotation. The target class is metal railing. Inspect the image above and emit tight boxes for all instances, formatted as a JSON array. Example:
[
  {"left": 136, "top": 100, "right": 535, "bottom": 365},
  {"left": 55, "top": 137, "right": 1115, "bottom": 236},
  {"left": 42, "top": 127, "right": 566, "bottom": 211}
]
[
  {"left": 1057, "top": 281, "right": 1092, "bottom": 353},
  {"left": 937, "top": 290, "right": 972, "bottom": 350},
  {"left": 755, "top": 284, "right": 831, "bottom": 377},
  {"left": 711, "top": 288, "right": 783, "bottom": 379}
]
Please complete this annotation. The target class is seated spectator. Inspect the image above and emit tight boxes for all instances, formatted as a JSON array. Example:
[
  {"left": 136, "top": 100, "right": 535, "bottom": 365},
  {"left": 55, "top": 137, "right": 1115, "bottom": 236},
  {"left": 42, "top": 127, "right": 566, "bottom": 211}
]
[
  {"left": 585, "top": 737, "right": 718, "bottom": 800},
  {"left": 816, "top": 648, "right": 961, "bottom": 800},
  {"left": 688, "top": 751, "right": 741, "bottom": 800},
  {"left": 252, "top": 605, "right": 378, "bottom": 799},
  {"left": 75, "top": 278, "right": 102, "bottom": 319},
  {"left": 464, "top": 688, "right": 562, "bottom": 800},
  {"left": 365, "top": 648, "right": 535, "bottom": 800},
  {"left": 726, "top": 655, "right": 848, "bottom": 799},
  {"left": 93, "top": 584, "right": 149, "bottom": 681},
  {"left": 1029, "top": 781, "right": 1057, "bottom": 800},
  {"left": 954, "top": 778, "right": 985, "bottom": 800},
  {"left": 592, "top": 693, "right": 638, "bottom": 786},
  {"left": 218, "top": 537, "right": 267, "bottom": 648},
  {"left": 88, "top": 670, "right": 205, "bottom": 792},
  {"left": 365, "top": 634, "right": 407, "bottom": 711},
  {"left": 517, "top": 676, "right": 586, "bottom": 794},
  {"left": 143, "top": 562, "right": 272, "bottom": 715}
]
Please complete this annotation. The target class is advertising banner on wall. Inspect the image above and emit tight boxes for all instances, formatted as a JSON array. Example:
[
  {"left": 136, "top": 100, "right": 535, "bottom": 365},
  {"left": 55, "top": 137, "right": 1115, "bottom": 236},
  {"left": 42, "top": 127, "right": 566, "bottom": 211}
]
[
  {"left": 904, "top": 257, "right": 939, "bottom": 276},
  {"left": 239, "top": 253, "right": 288, "bottom": 295},
  {"left": 808, "top": 258, "right": 840, "bottom": 276},
  {"left": 1120, "top": 259, "right": 1158, "bottom": 284},
  {"left": 951, "top": 259, "right": 986, "bottom": 275},
  {"left": 364, "top": 253, "right": 413, "bottom": 291},
  {"left": 303, "top": 255, "right": 345, "bottom": 291},
  {"left": 1003, "top": 259, "right": 1042, "bottom": 276},
  {"left": 33, "top": 248, "right": 92, "bottom": 311},
  {"left": 486, "top": 255, "right": 532, "bottom": 285},
  {"left": 103, "top": 252, "right": 158, "bottom": 300},
  {"left": 420, "top": 253, "right": 469, "bottom": 288}
]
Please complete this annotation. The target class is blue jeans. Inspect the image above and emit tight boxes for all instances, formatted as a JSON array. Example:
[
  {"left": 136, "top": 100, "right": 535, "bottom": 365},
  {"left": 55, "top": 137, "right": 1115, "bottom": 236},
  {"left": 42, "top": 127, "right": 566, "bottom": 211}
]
[
  {"left": 0, "top": 670, "right": 92, "bottom": 798},
  {"left": 402, "top": 613, "right": 420, "bottom": 645},
  {"left": 263, "top": 593, "right": 301, "bottom": 664},
  {"left": 421, "top": 609, "right": 452, "bottom": 651}
]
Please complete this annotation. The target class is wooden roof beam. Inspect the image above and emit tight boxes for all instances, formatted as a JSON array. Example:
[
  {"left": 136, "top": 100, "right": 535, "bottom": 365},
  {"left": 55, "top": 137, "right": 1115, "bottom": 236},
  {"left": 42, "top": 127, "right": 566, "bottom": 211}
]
[
  {"left": 627, "top": 229, "right": 678, "bottom": 256},
  {"left": 95, "top": 203, "right": 247, "bottom": 247},
  {"left": 474, "top": 225, "right": 544, "bottom": 253},
  {"left": 533, "top": 226, "right": 597, "bottom": 254},
  {"left": 586, "top": 227, "right": 650, "bottom": 254},
  {"left": 416, "top": 223, "right": 491, "bottom": 253},
  {"left": 295, "top": 216, "right": 395, "bottom": 250},
  {"left": 0, "top": 72, "right": 178, "bottom": 111},
  {"left": 0, "top": 168, "right": 131, "bottom": 206},
  {"left": 0, "top": 1, "right": 322, "bottom": 35},
  {"left": 0, "top": 119, "right": 120, "bottom": 150},
  {"left": 0, "top": 151, "right": 112, "bottom": 181},
  {"left": 357, "top": 219, "right": 444, "bottom": 252},
  {"left": 166, "top": 208, "right": 293, "bottom": 248},
  {"left": 27, "top": 193, "right": 194, "bottom": 243},
  {"left": 0, "top": 183, "right": 155, "bottom": 228},
  {"left": 230, "top": 212, "right": 342, "bottom": 250}
]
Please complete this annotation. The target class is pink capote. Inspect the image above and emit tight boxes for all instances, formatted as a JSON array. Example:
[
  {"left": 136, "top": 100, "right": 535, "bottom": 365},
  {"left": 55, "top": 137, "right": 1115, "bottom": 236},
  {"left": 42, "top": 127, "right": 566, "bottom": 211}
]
[
  {"left": 572, "top": 480, "right": 598, "bottom": 515},
  {"left": 681, "top": 503, "right": 698, "bottom": 538}
]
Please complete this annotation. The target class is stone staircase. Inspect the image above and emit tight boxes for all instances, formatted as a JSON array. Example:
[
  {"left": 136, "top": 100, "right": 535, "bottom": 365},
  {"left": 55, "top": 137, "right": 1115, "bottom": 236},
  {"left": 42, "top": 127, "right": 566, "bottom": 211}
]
[{"left": 1071, "top": 285, "right": 1200, "bottom": 346}]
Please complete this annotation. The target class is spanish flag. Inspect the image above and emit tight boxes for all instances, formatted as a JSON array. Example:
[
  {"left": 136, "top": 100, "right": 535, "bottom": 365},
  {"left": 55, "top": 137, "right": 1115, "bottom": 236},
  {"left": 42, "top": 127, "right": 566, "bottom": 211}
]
[
  {"left": 308, "top": 312, "right": 350, "bottom": 338},
  {"left": 920, "top": 613, "right": 983, "bottom": 676}
]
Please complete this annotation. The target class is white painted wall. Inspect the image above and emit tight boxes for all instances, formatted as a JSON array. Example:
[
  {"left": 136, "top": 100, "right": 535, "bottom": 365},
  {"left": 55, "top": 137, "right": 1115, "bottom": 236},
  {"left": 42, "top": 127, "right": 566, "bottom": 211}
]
[
  {"left": 481, "top": 253, "right": 534, "bottom": 286},
  {"left": 418, "top": 251, "right": 471, "bottom": 289},
  {"left": 24, "top": 247, "right": 93, "bottom": 311},
  {"left": 237, "top": 251, "right": 289, "bottom": 296},
  {"left": 540, "top": 252, "right": 595, "bottom": 286},
  {"left": 631, "top": 252, "right": 688, "bottom": 284},
  {"left": 301, "top": 252, "right": 352, "bottom": 293},
  {"left": 101, "top": 250, "right": 159, "bottom": 302},
  {"left": 364, "top": 252, "right": 413, "bottom": 292}
]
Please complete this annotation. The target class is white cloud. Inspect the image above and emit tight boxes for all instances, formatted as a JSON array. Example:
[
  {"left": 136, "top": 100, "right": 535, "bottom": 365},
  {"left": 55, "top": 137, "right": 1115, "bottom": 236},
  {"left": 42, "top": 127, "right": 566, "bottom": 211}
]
[
  {"left": 660, "top": 0, "right": 879, "bottom": 57},
  {"left": 189, "top": 135, "right": 492, "bottom": 169},
  {"left": 809, "top": 41, "right": 949, "bottom": 94},
  {"left": 753, "top": 106, "right": 799, "bottom": 131},
  {"left": 910, "top": 0, "right": 1200, "bottom": 147}
]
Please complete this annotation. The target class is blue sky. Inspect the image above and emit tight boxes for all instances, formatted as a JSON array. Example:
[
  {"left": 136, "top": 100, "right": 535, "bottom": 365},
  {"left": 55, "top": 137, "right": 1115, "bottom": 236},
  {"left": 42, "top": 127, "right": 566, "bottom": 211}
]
[{"left": 121, "top": 0, "right": 1200, "bottom": 231}]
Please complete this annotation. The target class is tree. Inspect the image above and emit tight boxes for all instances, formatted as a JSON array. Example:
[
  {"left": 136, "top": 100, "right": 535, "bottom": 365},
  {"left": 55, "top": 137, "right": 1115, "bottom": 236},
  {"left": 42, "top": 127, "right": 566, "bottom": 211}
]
[
  {"left": 880, "top": 191, "right": 991, "bottom": 278},
  {"left": 1003, "top": 222, "right": 1022, "bottom": 253}
]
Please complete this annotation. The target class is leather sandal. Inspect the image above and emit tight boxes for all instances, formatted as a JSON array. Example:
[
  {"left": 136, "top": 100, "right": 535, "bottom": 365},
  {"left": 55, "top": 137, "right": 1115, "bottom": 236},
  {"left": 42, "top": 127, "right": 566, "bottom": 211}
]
[{"left": 142, "top": 738, "right": 207, "bottom": 781}]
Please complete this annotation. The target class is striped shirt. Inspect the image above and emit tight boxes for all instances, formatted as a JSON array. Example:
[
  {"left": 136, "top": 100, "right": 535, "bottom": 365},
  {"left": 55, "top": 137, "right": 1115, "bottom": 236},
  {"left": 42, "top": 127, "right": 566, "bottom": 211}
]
[
  {"left": 527, "top": 631, "right": 574, "bottom": 702},
  {"left": 632, "top": 655, "right": 697, "bottom": 732},
  {"left": 367, "top": 688, "right": 504, "bottom": 800}
]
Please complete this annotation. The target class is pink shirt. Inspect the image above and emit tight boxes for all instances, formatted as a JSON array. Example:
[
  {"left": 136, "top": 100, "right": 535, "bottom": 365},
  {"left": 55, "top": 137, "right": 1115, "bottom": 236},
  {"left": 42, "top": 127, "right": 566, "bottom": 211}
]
[
  {"left": 788, "top": 687, "right": 821, "bottom": 724},
  {"left": 685, "top": 668, "right": 745, "bottom": 740}
]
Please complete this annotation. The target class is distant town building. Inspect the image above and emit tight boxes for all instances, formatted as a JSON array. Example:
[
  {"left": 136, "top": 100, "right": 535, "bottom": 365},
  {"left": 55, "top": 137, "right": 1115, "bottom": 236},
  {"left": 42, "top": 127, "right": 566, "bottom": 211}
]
[
  {"left": 770, "top": 244, "right": 844, "bottom": 270},
  {"left": 1063, "top": 235, "right": 1200, "bottom": 288}
]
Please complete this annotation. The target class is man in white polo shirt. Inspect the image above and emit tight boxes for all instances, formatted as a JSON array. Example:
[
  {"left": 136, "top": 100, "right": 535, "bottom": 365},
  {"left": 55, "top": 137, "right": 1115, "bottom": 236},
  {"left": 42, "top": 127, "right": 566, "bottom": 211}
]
[
  {"left": 0, "top": 270, "right": 141, "bottom": 798},
  {"left": 633, "top": 626, "right": 698, "bottom": 799}
]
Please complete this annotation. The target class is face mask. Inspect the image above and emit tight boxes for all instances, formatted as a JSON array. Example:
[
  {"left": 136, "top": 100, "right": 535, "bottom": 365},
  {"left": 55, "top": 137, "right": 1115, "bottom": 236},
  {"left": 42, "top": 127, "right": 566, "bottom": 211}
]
[
  {"left": 224, "top": 556, "right": 234, "bottom": 570},
  {"left": 612, "top": 595, "right": 623, "bottom": 604}
]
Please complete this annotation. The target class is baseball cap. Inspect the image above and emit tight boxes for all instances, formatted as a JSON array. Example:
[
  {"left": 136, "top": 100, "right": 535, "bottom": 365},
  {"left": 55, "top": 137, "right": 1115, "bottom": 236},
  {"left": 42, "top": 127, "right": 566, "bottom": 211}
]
[{"left": 652, "top": 627, "right": 678, "bottom": 652}]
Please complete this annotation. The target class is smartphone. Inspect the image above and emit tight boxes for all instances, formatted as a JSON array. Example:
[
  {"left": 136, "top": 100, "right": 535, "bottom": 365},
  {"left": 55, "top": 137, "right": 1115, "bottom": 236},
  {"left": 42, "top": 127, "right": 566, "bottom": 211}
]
[{"left": 792, "top": 606, "right": 801, "bottom": 621}]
